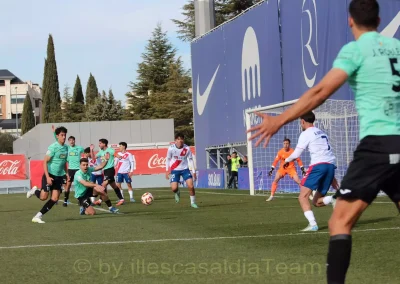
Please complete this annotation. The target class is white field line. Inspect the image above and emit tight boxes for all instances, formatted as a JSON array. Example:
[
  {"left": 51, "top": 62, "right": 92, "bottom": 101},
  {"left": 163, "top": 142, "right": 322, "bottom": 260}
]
[{"left": 0, "top": 227, "right": 399, "bottom": 250}]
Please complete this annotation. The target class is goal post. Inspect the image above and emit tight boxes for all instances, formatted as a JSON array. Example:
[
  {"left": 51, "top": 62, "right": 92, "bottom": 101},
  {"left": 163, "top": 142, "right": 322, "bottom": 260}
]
[{"left": 245, "top": 99, "right": 359, "bottom": 196}]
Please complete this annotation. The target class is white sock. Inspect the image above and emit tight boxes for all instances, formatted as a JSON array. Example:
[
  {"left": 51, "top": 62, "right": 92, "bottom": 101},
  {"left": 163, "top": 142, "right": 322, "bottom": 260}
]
[
  {"left": 323, "top": 196, "right": 333, "bottom": 205},
  {"left": 120, "top": 189, "right": 124, "bottom": 199},
  {"left": 108, "top": 206, "right": 113, "bottom": 210},
  {"left": 304, "top": 210, "right": 317, "bottom": 226},
  {"left": 129, "top": 190, "right": 133, "bottom": 199},
  {"left": 90, "top": 197, "right": 95, "bottom": 203},
  {"left": 190, "top": 195, "right": 196, "bottom": 204},
  {"left": 35, "top": 212, "right": 43, "bottom": 218}
]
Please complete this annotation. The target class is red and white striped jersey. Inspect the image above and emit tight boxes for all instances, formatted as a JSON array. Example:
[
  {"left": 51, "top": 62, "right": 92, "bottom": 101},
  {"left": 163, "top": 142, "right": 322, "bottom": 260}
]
[
  {"left": 166, "top": 144, "right": 194, "bottom": 172},
  {"left": 90, "top": 157, "right": 103, "bottom": 176},
  {"left": 115, "top": 151, "right": 136, "bottom": 174}
]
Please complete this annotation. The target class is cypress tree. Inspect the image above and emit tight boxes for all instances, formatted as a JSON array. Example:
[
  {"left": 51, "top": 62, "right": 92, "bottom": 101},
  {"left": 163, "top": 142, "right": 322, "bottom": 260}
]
[
  {"left": 72, "top": 75, "right": 84, "bottom": 104},
  {"left": 21, "top": 93, "right": 35, "bottom": 135},
  {"left": 85, "top": 73, "right": 98, "bottom": 106},
  {"left": 41, "top": 34, "right": 61, "bottom": 122}
]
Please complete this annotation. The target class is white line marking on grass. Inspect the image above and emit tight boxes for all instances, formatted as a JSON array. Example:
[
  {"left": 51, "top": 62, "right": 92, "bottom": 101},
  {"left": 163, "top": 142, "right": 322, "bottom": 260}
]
[{"left": 1, "top": 227, "right": 398, "bottom": 250}]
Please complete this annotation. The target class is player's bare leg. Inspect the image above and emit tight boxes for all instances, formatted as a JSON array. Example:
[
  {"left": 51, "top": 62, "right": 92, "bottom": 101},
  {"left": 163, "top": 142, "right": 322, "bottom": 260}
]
[
  {"left": 312, "top": 191, "right": 335, "bottom": 208},
  {"left": 185, "top": 178, "right": 198, "bottom": 208},
  {"left": 32, "top": 190, "right": 61, "bottom": 224},
  {"left": 170, "top": 181, "right": 180, "bottom": 203},
  {"left": 266, "top": 172, "right": 282, "bottom": 201},
  {"left": 298, "top": 186, "right": 318, "bottom": 231},
  {"left": 327, "top": 198, "right": 368, "bottom": 284}
]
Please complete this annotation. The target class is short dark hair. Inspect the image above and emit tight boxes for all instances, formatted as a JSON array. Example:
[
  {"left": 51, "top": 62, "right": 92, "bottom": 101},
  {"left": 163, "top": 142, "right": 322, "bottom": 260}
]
[
  {"left": 283, "top": 138, "right": 291, "bottom": 144},
  {"left": 84, "top": 147, "right": 90, "bottom": 154},
  {"left": 99, "top": 138, "right": 108, "bottom": 146},
  {"left": 232, "top": 151, "right": 237, "bottom": 155},
  {"left": 175, "top": 133, "right": 184, "bottom": 140},
  {"left": 119, "top": 142, "right": 127, "bottom": 149},
  {"left": 68, "top": 136, "right": 75, "bottom": 141},
  {"left": 349, "top": 0, "right": 379, "bottom": 29},
  {"left": 80, "top": 158, "right": 89, "bottom": 164},
  {"left": 301, "top": 111, "right": 316, "bottom": 123},
  {"left": 55, "top": 126, "right": 67, "bottom": 135}
]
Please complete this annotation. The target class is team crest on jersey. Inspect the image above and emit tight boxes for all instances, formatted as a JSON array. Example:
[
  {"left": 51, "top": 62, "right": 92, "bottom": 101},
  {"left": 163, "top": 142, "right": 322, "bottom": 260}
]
[
  {"left": 69, "top": 152, "right": 77, "bottom": 156},
  {"left": 59, "top": 154, "right": 66, "bottom": 159}
]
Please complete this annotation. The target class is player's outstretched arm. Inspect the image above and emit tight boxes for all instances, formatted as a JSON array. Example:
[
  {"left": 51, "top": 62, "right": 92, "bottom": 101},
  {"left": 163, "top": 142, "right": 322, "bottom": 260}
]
[
  {"left": 79, "top": 179, "right": 103, "bottom": 190},
  {"left": 94, "top": 153, "right": 109, "bottom": 171},
  {"left": 248, "top": 69, "right": 348, "bottom": 147}
]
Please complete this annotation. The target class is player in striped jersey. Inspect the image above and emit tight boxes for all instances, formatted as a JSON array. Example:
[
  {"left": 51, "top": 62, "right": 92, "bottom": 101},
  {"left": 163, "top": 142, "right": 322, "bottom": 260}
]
[
  {"left": 166, "top": 133, "right": 198, "bottom": 208},
  {"left": 115, "top": 142, "right": 136, "bottom": 203}
]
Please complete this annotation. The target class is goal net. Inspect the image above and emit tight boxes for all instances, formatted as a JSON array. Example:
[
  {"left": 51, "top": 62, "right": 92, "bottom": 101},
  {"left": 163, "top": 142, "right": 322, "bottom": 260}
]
[{"left": 245, "top": 99, "right": 359, "bottom": 196}]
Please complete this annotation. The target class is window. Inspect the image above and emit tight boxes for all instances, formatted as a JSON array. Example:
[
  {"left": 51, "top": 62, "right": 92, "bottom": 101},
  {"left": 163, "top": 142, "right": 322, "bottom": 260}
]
[
  {"left": 11, "top": 98, "right": 25, "bottom": 104},
  {"left": 0, "top": 80, "right": 4, "bottom": 86},
  {"left": 34, "top": 99, "right": 40, "bottom": 108}
]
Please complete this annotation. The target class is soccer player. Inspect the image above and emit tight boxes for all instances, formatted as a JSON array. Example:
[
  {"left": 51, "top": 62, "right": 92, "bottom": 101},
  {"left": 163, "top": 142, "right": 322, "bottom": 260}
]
[
  {"left": 63, "top": 135, "right": 84, "bottom": 207},
  {"left": 115, "top": 142, "right": 136, "bottom": 203},
  {"left": 266, "top": 138, "right": 306, "bottom": 201},
  {"left": 92, "top": 139, "right": 124, "bottom": 206},
  {"left": 26, "top": 126, "right": 69, "bottom": 224},
  {"left": 74, "top": 157, "right": 119, "bottom": 215},
  {"left": 248, "top": 1, "right": 400, "bottom": 282},
  {"left": 165, "top": 133, "right": 198, "bottom": 208},
  {"left": 283, "top": 112, "right": 337, "bottom": 231}
]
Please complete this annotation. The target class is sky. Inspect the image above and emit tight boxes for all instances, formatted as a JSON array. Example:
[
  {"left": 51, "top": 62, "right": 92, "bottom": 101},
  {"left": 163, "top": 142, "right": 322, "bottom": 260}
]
[{"left": 0, "top": 0, "right": 191, "bottom": 103}]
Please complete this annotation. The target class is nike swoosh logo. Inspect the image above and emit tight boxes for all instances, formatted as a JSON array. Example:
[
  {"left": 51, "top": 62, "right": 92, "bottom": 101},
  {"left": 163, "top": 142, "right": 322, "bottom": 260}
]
[
  {"left": 339, "top": 189, "right": 351, "bottom": 195},
  {"left": 196, "top": 65, "right": 220, "bottom": 116},
  {"left": 381, "top": 11, "right": 400, "bottom": 37}
]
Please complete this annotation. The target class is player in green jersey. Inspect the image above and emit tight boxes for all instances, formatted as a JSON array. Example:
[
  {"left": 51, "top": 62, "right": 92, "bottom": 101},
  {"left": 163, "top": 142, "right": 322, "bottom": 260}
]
[
  {"left": 63, "top": 135, "right": 84, "bottom": 207},
  {"left": 92, "top": 138, "right": 125, "bottom": 206},
  {"left": 26, "top": 126, "right": 69, "bottom": 224},
  {"left": 248, "top": 1, "right": 400, "bottom": 283},
  {"left": 74, "top": 156, "right": 119, "bottom": 215}
]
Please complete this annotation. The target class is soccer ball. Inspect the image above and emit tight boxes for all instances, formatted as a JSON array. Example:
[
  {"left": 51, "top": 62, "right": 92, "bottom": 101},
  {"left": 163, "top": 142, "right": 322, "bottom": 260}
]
[{"left": 141, "top": 192, "right": 154, "bottom": 205}]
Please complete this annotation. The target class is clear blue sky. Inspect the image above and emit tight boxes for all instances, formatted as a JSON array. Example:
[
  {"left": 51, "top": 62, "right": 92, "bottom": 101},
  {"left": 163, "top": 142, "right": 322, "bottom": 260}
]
[{"left": 0, "top": 0, "right": 191, "bottom": 103}]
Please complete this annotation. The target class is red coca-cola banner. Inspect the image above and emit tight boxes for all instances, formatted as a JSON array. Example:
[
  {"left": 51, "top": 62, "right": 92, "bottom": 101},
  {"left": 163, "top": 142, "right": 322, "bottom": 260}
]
[
  {"left": 127, "top": 146, "right": 196, "bottom": 175},
  {"left": 30, "top": 160, "right": 44, "bottom": 188},
  {"left": 0, "top": 155, "right": 26, "bottom": 180}
]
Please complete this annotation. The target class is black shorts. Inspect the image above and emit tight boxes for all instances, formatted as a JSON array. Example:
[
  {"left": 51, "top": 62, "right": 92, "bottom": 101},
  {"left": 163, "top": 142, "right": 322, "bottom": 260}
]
[
  {"left": 103, "top": 168, "right": 115, "bottom": 183},
  {"left": 336, "top": 136, "right": 400, "bottom": 206},
  {"left": 68, "top": 169, "right": 79, "bottom": 182},
  {"left": 42, "top": 174, "right": 67, "bottom": 192},
  {"left": 77, "top": 190, "right": 92, "bottom": 209}
]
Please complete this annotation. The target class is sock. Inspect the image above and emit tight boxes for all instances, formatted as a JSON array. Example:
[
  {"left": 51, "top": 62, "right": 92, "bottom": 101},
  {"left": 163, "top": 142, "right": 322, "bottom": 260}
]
[
  {"left": 64, "top": 191, "right": 70, "bottom": 202},
  {"left": 35, "top": 189, "right": 41, "bottom": 199},
  {"left": 34, "top": 212, "right": 43, "bottom": 218},
  {"left": 120, "top": 189, "right": 124, "bottom": 199},
  {"left": 270, "top": 182, "right": 278, "bottom": 196},
  {"left": 190, "top": 195, "right": 196, "bottom": 204},
  {"left": 323, "top": 196, "right": 333, "bottom": 205},
  {"left": 129, "top": 190, "right": 133, "bottom": 199},
  {"left": 105, "top": 200, "right": 112, "bottom": 208},
  {"left": 90, "top": 197, "right": 96, "bottom": 203},
  {"left": 327, "top": 235, "right": 352, "bottom": 284},
  {"left": 114, "top": 188, "right": 123, "bottom": 200},
  {"left": 304, "top": 210, "right": 317, "bottom": 226},
  {"left": 39, "top": 199, "right": 57, "bottom": 215}
]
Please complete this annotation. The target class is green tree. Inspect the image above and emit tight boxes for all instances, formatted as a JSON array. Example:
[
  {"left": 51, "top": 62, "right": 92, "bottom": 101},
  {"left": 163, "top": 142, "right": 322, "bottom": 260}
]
[
  {"left": 61, "top": 84, "right": 72, "bottom": 122},
  {"left": 149, "top": 59, "right": 194, "bottom": 145},
  {"left": 172, "top": 0, "right": 262, "bottom": 42},
  {"left": 0, "top": 133, "right": 17, "bottom": 153},
  {"left": 86, "top": 90, "right": 123, "bottom": 121},
  {"left": 85, "top": 73, "right": 98, "bottom": 106},
  {"left": 126, "top": 23, "right": 176, "bottom": 119},
  {"left": 21, "top": 93, "right": 35, "bottom": 135},
  {"left": 41, "top": 34, "right": 61, "bottom": 122},
  {"left": 72, "top": 75, "right": 84, "bottom": 104}
]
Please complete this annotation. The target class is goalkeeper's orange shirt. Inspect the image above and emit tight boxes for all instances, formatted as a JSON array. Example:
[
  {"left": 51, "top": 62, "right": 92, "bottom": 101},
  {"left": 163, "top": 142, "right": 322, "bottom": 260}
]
[{"left": 272, "top": 148, "right": 303, "bottom": 170}]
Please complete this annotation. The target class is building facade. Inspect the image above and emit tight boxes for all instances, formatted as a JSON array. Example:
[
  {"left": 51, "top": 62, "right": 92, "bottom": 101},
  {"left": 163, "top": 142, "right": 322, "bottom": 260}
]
[{"left": 0, "top": 70, "right": 42, "bottom": 134}]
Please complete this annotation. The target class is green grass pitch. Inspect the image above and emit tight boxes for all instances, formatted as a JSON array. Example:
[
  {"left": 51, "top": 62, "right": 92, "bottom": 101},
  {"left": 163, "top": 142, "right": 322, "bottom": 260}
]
[{"left": 0, "top": 188, "right": 399, "bottom": 284}]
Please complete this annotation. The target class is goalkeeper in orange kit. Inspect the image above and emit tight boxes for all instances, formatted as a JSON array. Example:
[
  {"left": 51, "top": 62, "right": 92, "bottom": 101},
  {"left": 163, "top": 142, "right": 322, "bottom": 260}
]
[{"left": 266, "top": 138, "right": 306, "bottom": 201}]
